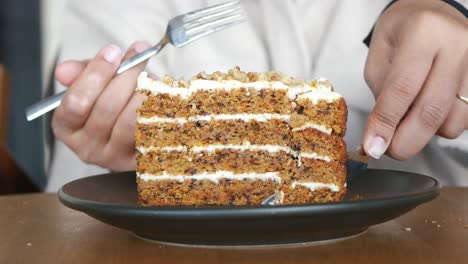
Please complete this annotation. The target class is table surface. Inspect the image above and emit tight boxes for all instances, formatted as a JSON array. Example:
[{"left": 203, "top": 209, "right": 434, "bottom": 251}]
[{"left": 1, "top": 188, "right": 468, "bottom": 264}]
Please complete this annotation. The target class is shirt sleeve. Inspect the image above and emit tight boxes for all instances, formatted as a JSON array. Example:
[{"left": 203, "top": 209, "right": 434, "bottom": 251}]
[{"left": 363, "top": 0, "right": 468, "bottom": 47}]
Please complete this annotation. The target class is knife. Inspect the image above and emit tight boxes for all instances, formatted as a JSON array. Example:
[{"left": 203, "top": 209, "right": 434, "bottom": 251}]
[{"left": 261, "top": 145, "right": 369, "bottom": 206}]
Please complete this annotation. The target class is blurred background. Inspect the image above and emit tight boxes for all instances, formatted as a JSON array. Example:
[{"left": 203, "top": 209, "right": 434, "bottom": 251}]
[
  {"left": 0, "top": 0, "right": 64, "bottom": 191},
  {"left": 1, "top": 0, "right": 466, "bottom": 194}
]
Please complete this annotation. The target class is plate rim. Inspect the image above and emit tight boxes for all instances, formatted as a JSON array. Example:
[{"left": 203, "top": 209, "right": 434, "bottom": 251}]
[{"left": 58, "top": 169, "right": 440, "bottom": 219}]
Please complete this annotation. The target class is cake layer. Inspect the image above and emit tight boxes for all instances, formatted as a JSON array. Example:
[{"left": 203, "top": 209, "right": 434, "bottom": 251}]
[
  {"left": 292, "top": 159, "right": 346, "bottom": 185},
  {"left": 136, "top": 144, "right": 343, "bottom": 191},
  {"left": 291, "top": 129, "right": 347, "bottom": 163},
  {"left": 137, "top": 113, "right": 291, "bottom": 124},
  {"left": 137, "top": 176, "right": 279, "bottom": 206},
  {"left": 138, "top": 89, "right": 293, "bottom": 117},
  {"left": 136, "top": 117, "right": 344, "bottom": 160},
  {"left": 281, "top": 183, "right": 346, "bottom": 204},
  {"left": 138, "top": 171, "right": 282, "bottom": 183},
  {"left": 138, "top": 98, "right": 346, "bottom": 137},
  {"left": 135, "top": 119, "right": 291, "bottom": 147},
  {"left": 292, "top": 98, "right": 347, "bottom": 136},
  {"left": 137, "top": 71, "right": 343, "bottom": 105},
  {"left": 136, "top": 149, "right": 295, "bottom": 175}
]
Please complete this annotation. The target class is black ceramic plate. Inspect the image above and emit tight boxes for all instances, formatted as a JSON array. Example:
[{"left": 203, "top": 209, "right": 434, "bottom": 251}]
[{"left": 58, "top": 169, "right": 439, "bottom": 246}]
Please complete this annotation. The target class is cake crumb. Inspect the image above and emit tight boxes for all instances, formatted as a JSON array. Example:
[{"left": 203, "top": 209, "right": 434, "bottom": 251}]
[
  {"left": 26, "top": 243, "right": 32, "bottom": 247},
  {"left": 424, "top": 219, "right": 428, "bottom": 223},
  {"left": 405, "top": 227, "right": 412, "bottom": 232},
  {"left": 431, "top": 220, "right": 437, "bottom": 224},
  {"left": 437, "top": 224, "right": 441, "bottom": 228}
]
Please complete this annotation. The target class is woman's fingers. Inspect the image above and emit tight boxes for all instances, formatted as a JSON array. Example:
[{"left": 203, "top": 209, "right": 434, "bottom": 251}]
[
  {"left": 439, "top": 50, "right": 468, "bottom": 138},
  {"left": 53, "top": 44, "right": 122, "bottom": 136},
  {"left": 51, "top": 42, "right": 152, "bottom": 170},
  {"left": 82, "top": 41, "right": 151, "bottom": 146},
  {"left": 363, "top": 34, "right": 435, "bottom": 159},
  {"left": 363, "top": 22, "right": 392, "bottom": 97},
  {"left": 55, "top": 60, "right": 88, "bottom": 87},
  {"left": 389, "top": 51, "right": 459, "bottom": 160},
  {"left": 102, "top": 92, "right": 147, "bottom": 171}
]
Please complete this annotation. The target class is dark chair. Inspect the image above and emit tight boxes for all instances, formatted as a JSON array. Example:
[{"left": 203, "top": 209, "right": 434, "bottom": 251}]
[{"left": 0, "top": 64, "right": 39, "bottom": 194}]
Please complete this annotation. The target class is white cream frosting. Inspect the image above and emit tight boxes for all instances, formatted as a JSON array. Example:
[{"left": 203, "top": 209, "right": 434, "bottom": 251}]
[
  {"left": 278, "top": 191, "right": 285, "bottom": 205},
  {"left": 137, "top": 116, "right": 188, "bottom": 125},
  {"left": 298, "top": 152, "right": 331, "bottom": 162},
  {"left": 285, "top": 85, "right": 315, "bottom": 100},
  {"left": 137, "top": 171, "right": 282, "bottom": 184},
  {"left": 190, "top": 113, "right": 290, "bottom": 122},
  {"left": 137, "top": 72, "right": 191, "bottom": 97},
  {"left": 296, "top": 90, "right": 342, "bottom": 105},
  {"left": 189, "top": 79, "right": 290, "bottom": 90},
  {"left": 291, "top": 181, "right": 340, "bottom": 192},
  {"left": 137, "top": 72, "right": 289, "bottom": 98},
  {"left": 136, "top": 146, "right": 187, "bottom": 155},
  {"left": 137, "top": 72, "right": 342, "bottom": 104},
  {"left": 137, "top": 143, "right": 332, "bottom": 164},
  {"left": 297, "top": 152, "right": 331, "bottom": 167},
  {"left": 191, "top": 142, "right": 298, "bottom": 156},
  {"left": 137, "top": 113, "right": 291, "bottom": 124},
  {"left": 292, "top": 123, "right": 332, "bottom": 134}
]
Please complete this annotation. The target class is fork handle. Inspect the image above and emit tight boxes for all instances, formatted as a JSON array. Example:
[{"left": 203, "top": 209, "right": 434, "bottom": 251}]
[
  {"left": 26, "top": 92, "right": 65, "bottom": 121},
  {"left": 25, "top": 39, "right": 167, "bottom": 121},
  {"left": 116, "top": 45, "right": 161, "bottom": 74}
]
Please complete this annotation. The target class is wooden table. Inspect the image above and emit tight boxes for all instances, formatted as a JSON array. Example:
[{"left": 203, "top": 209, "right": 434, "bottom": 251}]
[{"left": 1, "top": 188, "right": 467, "bottom": 264}]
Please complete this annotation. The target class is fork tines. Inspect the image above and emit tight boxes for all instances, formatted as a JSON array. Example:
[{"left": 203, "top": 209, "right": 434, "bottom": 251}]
[
  {"left": 183, "top": 1, "right": 242, "bottom": 21},
  {"left": 183, "top": 1, "right": 245, "bottom": 38}
]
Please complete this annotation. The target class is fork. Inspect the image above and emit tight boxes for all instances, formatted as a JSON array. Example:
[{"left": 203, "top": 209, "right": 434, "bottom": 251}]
[{"left": 26, "top": 0, "right": 245, "bottom": 121}]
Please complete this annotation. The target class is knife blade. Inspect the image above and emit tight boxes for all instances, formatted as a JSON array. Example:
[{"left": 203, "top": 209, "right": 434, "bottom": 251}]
[{"left": 346, "top": 145, "right": 369, "bottom": 180}]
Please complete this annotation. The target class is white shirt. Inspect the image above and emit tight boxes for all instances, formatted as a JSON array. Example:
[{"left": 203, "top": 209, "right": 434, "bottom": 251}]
[{"left": 46, "top": 0, "right": 468, "bottom": 191}]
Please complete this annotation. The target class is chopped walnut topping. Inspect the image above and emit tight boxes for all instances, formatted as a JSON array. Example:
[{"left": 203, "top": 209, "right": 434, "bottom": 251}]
[
  {"left": 279, "top": 73, "right": 293, "bottom": 85},
  {"left": 293, "top": 79, "right": 306, "bottom": 86},
  {"left": 256, "top": 73, "right": 267, "bottom": 81},
  {"left": 212, "top": 71, "right": 224, "bottom": 81},
  {"left": 317, "top": 79, "right": 334, "bottom": 91},
  {"left": 310, "top": 80, "right": 318, "bottom": 88},
  {"left": 178, "top": 79, "right": 189, "bottom": 88},
  {"left": 159, "top": 67, "right": 328, "bottom": 88},
  {"left": 162, "top": 74, "right": 175, "bottom": 85}
]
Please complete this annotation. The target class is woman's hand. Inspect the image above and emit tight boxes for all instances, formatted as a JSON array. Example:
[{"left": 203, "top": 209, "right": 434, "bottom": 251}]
[
  {"left": 52, "top": 41, "right": 151, "bottom": 171},
  {"left": 363, "top": 0, "right": 468, "bottom": 160}
]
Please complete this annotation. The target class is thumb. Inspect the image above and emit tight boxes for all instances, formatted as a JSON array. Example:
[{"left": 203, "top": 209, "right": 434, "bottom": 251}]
[{"left": 55, "top": 60, "right": 88, "bottom": 87}]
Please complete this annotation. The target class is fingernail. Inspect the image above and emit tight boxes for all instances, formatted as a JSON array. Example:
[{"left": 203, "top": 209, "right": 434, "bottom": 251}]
[
  {"left": 367, "top": 136, "right": 388, "bottom": 159},
  {"left": 103, "top": 44, "right": 122, "bottom": 63},
  {"left": 133, "top": 41, "right": 151, "bottom": 53}
]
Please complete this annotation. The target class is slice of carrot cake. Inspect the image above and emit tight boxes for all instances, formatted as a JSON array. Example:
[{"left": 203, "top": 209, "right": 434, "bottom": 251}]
[{"left": 135, "top": 67, "right": 347, "bottom": 206}]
